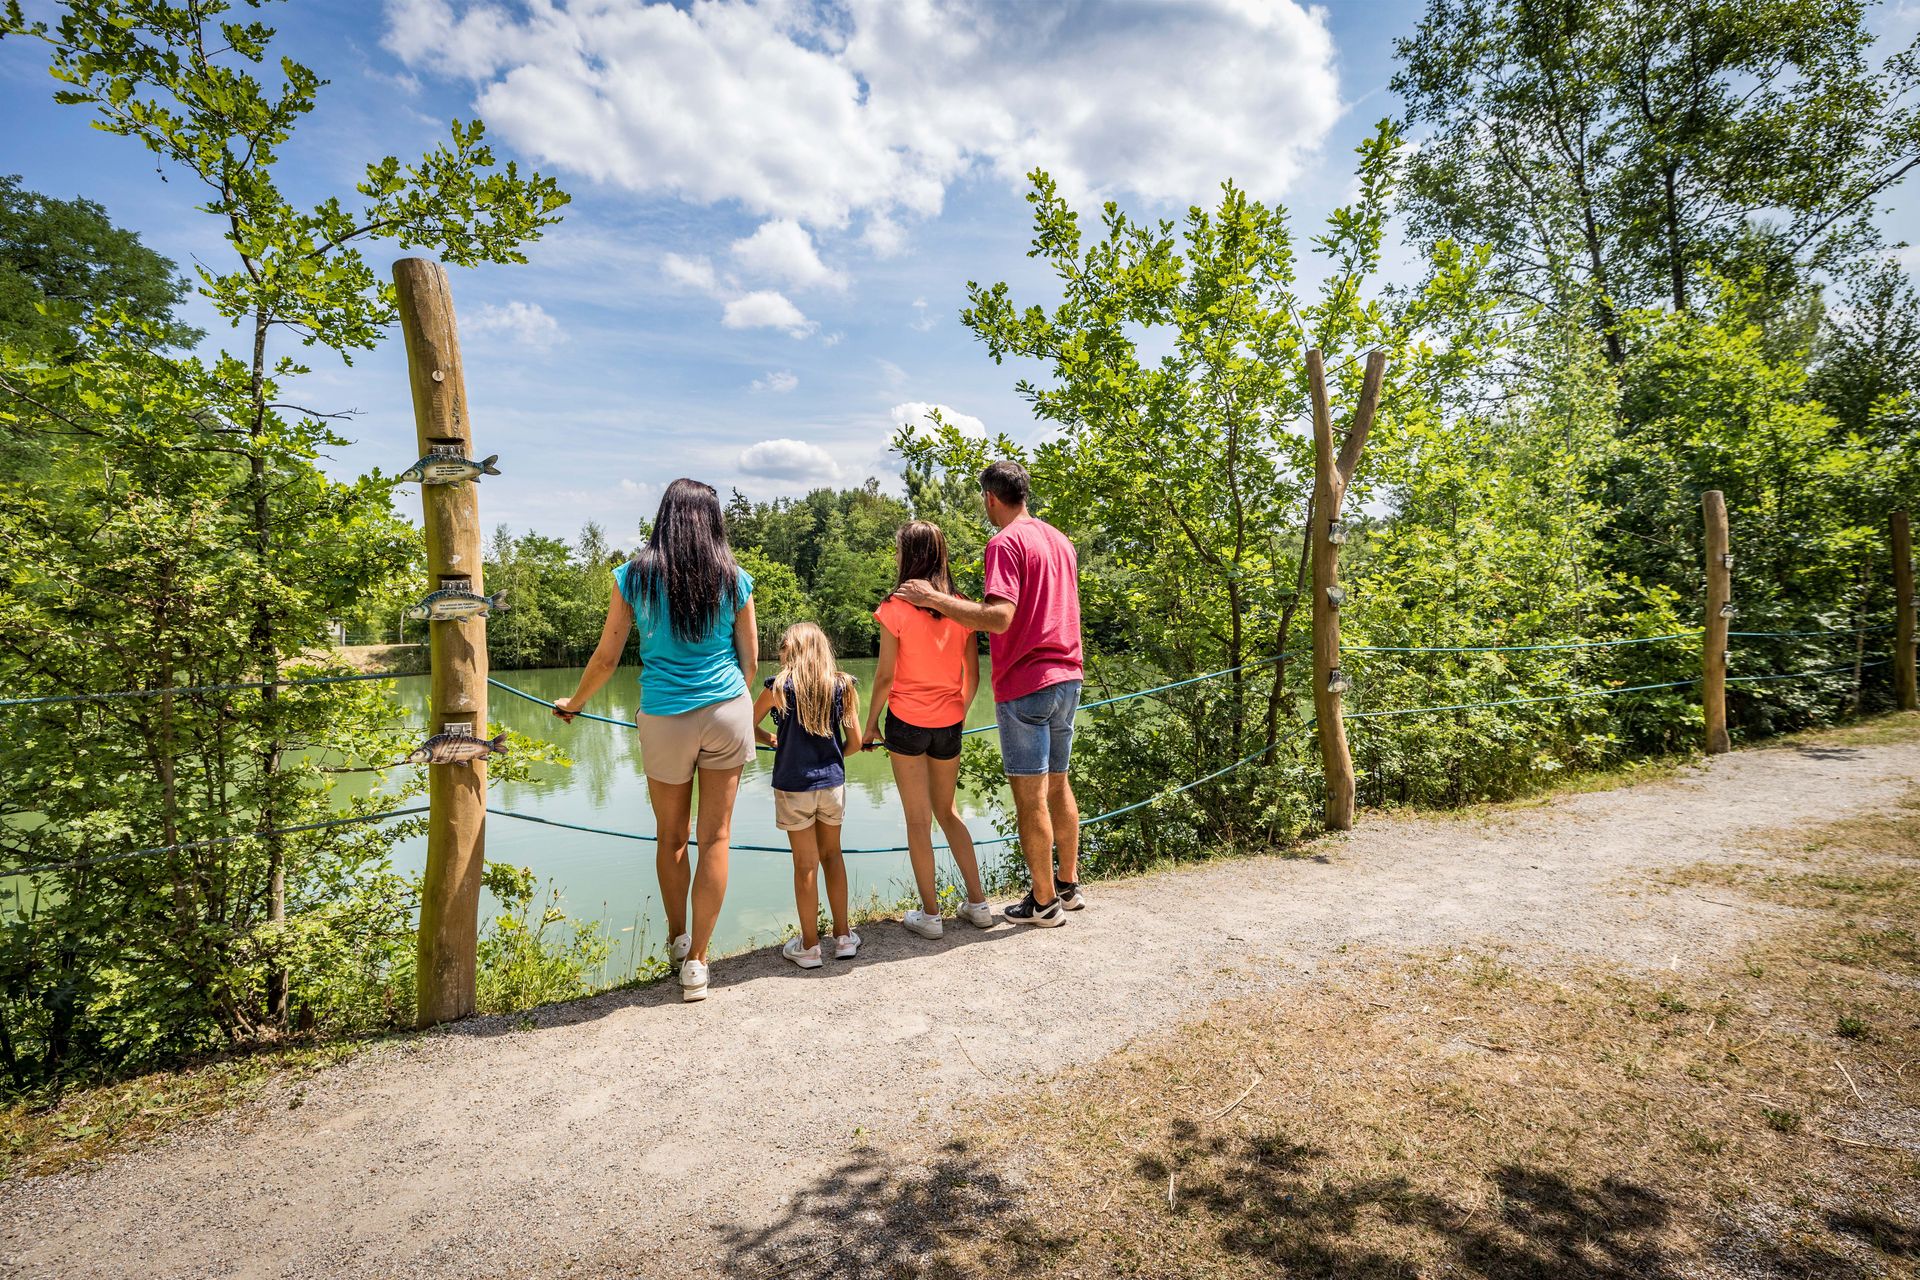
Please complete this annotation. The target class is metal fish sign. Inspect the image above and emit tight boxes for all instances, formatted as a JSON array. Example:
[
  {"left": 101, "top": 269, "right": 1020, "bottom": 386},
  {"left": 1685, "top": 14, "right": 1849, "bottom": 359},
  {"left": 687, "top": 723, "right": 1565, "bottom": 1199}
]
[
  {"left": 395, "top": 452, "right": 501, "bottom": 485},
  {"left": 405, "top": 731, "right": 509, "bottom": 766},
  {"left": 407, "top": 588, "right": 508, "bottom": 622}
]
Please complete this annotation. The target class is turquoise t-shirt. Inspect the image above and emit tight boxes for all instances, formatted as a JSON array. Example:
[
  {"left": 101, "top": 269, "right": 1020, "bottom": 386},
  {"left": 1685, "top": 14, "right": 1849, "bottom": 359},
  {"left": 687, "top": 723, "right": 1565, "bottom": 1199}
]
[{"left": 614, "top": 560, "right": 754, "bottom": 716}]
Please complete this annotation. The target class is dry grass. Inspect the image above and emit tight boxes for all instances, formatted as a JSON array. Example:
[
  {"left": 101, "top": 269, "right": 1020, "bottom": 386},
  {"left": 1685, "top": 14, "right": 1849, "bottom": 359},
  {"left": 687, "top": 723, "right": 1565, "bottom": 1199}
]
[
  {"left": 0, "top": 1041, "right": 363, "bottom": 1179},
  {"left": 729, "top": 778, "right": 1920, "bottom": 1279}
]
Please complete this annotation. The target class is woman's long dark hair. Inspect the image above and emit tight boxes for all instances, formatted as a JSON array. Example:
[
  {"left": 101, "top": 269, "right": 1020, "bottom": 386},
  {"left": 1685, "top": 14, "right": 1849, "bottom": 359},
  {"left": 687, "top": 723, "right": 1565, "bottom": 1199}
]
[
  {"left": 630, "top": 478, "right": 742, "bottom": 643},
  {"left": 894, "top": 520, "right": 957, "bottom": 618}
]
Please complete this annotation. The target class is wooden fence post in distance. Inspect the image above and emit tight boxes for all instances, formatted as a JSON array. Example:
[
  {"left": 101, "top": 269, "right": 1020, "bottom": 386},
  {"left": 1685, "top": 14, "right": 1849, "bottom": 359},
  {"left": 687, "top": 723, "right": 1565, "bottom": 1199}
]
[
  {"left": 1895, "top": 511, "right": 1917, "bottom": 712},
  {"left": 1703, "top": 490, "right": 1731, "bottom": 754},
  {"left": 393, "top": 258, "right": 489, "bottom": 1027},
  {"left": 1309, "top": 347, "right": 1388, "bottom": 832}
]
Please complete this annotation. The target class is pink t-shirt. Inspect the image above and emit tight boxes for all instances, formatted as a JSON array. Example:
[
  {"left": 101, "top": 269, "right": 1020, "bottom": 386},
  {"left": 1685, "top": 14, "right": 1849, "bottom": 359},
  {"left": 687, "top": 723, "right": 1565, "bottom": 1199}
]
[{"left": 982, "top": 516, "right": 1083, "bottom": 702}]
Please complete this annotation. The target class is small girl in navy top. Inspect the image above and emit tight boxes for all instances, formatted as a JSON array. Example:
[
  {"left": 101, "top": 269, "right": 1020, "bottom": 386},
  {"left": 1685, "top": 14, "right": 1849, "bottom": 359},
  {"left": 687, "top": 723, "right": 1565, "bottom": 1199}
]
[{"left": 752, "top": 623, "right": 866, "bottom": 967}]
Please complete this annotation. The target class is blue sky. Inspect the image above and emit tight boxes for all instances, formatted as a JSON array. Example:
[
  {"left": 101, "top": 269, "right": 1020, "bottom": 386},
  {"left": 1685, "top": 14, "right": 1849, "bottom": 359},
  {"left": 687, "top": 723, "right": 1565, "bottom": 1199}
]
[{"left": 3, "top": 0, "right": 1917, "bottom": 543}]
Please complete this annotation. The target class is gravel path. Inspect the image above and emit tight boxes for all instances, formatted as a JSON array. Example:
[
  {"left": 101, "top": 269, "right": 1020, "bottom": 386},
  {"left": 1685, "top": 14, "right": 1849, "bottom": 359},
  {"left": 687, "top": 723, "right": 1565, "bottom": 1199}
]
[{"left": 5, "top": 731, "right": 1916, "bottom": 1279}]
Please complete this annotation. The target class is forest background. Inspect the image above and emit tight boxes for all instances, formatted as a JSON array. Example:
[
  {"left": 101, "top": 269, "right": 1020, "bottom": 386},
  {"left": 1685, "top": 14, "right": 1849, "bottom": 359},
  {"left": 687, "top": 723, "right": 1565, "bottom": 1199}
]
[{"left": 1, "top": 0, "right": 1918, "bottom": 1092}]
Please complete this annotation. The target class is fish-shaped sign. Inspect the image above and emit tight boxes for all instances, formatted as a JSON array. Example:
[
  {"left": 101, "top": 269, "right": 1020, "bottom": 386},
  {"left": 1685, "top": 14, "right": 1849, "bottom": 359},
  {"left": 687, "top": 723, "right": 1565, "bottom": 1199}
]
[
  {"left": 405, "top": 730, "right": 508, "bottom": 766},
  {"left": 395, "top": 452, "right": 501, "bottom": 485},
  {"left": 407, "top": 588, "right": 509, "bottom": 622}
]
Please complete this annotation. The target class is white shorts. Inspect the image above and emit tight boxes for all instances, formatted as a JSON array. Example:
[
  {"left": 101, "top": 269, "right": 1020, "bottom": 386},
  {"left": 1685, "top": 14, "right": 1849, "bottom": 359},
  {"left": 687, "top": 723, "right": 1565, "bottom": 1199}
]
[
  {"left": 636, "top": 692, "right": 754, "bottom": 785},
  {"left": 773, "top": 786, "right": 846, "bottom": 831}
]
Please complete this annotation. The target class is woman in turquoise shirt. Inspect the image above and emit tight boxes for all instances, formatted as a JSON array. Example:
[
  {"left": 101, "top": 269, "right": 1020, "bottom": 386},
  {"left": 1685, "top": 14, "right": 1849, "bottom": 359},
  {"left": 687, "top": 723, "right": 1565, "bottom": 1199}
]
[{"left": 555, "top": 479, "right": 757, "bottom": 1002}]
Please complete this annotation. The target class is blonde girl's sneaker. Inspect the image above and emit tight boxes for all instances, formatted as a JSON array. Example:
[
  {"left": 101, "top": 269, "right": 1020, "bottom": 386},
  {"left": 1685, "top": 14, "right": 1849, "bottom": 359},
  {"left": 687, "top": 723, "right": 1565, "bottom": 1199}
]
[
  {"left": 903, "top": 908, "right": 944, "bottom": 939},
  {"left": 782, "top": 937, "right": 823, "bottom": 969},
  {"left": 834, "top": 931, "right": 861, "bottom": 959},
  {"left": 670, "top": 933, "right": 692, "bottom": 970},
  {"left": 958, "top": 900, "right": 995, "bottom": 929},
  {"left": 1003, "top": 892, "right": 1065, "bottom": 927},
  {"left": 680, "top": 958, "right": 709, "bottom": 1001}
]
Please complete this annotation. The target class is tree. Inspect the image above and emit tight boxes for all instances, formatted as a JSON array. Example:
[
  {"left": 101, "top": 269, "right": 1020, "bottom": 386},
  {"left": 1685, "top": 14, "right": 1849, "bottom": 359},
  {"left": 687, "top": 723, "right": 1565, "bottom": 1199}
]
[
  {"left": 0, "top": 174, "right": 198, "bottom": 350},
  {"left": 902, "top": 123, "right": 1512, "bottom": 867},
  {"left": 1393, "top": 0, "right": 1920, "bottom": 355},
  {"left": 0, "top": 0, "right": 567, "bottom": 1077}
]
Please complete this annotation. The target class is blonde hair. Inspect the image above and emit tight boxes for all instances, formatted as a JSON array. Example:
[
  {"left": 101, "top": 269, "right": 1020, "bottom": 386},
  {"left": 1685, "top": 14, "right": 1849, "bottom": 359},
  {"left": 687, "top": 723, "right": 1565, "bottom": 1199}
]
[{"left": 776, "top": 622, "right": 851, "bottom": 739}]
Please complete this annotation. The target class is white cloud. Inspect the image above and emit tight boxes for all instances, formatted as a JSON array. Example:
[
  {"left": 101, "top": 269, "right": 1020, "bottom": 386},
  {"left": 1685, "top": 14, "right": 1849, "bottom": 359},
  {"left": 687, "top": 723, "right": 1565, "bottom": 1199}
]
[
  {"left": 661, "top": 252, "right": 720, "bottom": 293},
  {"left": 738, "top": 437, "right": 841, "bottom": 481},
  {"left": 909, "top": 297, "right": 936, "bottom": 332},
  {"left": 731, "top": 219, "right": 847, "bottom": 292},
  {"left": 821, "top": 331, "right": 844, "bottom": 348},
  {"left": 464, "top": 300, "right": 564, "bottom": 350},
  {"left": 751, "top": 369, "right": 800, "bottom": 393},
  {"left": 722, "top": 290, "right": 816, "bottom": 338},
  {"left": 862, "top": 213, "right": 908, "bottom": 258},
  {"left": 385, "top": 0, "right": 1342, "bottom": 230},
  {"left": 890, "top": 401, "right": 986, "bottom": 438}
]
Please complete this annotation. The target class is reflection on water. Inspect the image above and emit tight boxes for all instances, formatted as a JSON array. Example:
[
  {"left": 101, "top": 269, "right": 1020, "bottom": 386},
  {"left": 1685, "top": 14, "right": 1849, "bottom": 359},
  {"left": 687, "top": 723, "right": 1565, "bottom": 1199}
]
[{"left": 344, "top": 659, "right": 1008, "bottom": 970}]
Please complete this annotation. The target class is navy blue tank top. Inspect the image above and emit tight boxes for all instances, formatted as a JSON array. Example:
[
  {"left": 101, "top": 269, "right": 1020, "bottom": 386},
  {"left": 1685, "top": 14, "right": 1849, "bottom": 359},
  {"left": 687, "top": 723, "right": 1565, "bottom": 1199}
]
[{"left": 764, "top": 676, "right": 846, "bottom": 792}]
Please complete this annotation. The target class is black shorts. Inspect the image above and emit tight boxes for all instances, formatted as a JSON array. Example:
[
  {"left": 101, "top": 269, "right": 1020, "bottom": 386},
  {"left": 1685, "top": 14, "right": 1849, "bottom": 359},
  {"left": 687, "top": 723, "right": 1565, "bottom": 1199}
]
[{"left": 884, "top": 712, "right": 963, "bottom": 761}]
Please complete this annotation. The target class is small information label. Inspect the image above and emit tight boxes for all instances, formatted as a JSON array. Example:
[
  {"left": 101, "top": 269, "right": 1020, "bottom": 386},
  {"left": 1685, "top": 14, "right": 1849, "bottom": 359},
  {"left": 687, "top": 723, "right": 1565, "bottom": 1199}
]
[{"left": 441, "top": 721, "right": 475, "bottom": 738}]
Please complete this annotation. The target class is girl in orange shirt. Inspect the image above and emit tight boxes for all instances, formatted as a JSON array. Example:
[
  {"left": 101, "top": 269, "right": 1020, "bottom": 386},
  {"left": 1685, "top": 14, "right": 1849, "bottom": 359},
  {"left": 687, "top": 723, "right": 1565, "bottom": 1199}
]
[{"left": 864, "top": 521, "right": 993, "bottom": 937}]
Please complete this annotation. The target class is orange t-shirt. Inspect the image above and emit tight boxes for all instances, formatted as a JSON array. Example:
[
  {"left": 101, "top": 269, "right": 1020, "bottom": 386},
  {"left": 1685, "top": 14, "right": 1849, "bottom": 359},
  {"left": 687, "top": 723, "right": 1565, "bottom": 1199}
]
[{"left": 873, "top": 596, "right": 973, "bottom": 727}]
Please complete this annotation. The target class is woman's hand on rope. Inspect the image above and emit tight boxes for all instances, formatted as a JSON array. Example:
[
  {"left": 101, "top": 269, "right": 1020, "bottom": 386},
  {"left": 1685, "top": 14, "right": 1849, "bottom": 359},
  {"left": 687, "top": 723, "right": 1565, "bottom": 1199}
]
[{"left": 551, "top": 697, "right": 579, "bottom": 724}]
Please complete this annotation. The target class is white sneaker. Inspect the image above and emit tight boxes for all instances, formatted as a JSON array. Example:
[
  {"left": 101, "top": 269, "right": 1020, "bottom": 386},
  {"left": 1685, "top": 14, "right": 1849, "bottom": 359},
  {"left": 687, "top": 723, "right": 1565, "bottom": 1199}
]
[
  {"left": 782, "top": 937, "right": 823, "bottom": 969},
  {"left": 679, "top": 958, "right": 709, "bottom": 1001},
  {"left": 670, "top": 932, "right": 691, "bottom": 971},
  {"left": 834, "top": 931, "right": 861, "bottom": 960},
  {"left": 957, "top": 899, "right": 994, "bottom": 929},
  {"left": 903, "top": 908, "right": 944, "bottom": 939}
]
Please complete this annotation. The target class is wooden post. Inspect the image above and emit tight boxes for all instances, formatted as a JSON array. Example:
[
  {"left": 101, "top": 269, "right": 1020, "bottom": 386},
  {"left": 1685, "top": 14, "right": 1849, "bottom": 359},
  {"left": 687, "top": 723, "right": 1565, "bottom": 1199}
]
[
  {"left": 1703, "top": 490, "right": 1731, "bottom": 754},
  {"left": 1309, "top": 348, "right": 1388, "bottom": 831},
  {"left": 1895, "top": 511, "right": 1917, "bottom": 712},
  {"left": 394, "top": 259, "right": 489, "bottom": 1027}
]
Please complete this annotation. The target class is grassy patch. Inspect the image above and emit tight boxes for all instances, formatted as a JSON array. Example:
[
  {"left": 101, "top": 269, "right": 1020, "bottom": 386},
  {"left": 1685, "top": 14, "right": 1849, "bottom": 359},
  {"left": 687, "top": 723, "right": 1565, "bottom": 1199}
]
[
  {"left": 733, "top": 773, "right": 1920, "bottom": 1278},
  {"left": 2, "top": 1040, "right": 370, "bottom": 1180}
]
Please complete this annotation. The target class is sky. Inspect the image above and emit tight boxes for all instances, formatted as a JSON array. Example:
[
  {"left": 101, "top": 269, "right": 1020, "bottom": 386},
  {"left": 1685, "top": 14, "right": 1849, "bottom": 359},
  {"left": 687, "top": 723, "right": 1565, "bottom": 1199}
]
[{"left": 3, "top": 0, "right": 1918, "bottom": 543}]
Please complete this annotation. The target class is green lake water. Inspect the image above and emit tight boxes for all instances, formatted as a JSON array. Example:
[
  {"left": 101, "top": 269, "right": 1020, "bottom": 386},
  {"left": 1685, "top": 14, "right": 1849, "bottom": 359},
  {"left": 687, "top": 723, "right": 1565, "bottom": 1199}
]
[{"left": 352, "top": 659, "right": 1009, "bottom": 973}]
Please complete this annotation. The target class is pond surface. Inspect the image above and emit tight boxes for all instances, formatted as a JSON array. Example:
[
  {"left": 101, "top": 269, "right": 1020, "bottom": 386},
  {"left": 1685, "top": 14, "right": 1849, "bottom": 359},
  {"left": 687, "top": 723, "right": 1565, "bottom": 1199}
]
[{"left": 352, "top": 660, "right": 1010, "bottom": 974}]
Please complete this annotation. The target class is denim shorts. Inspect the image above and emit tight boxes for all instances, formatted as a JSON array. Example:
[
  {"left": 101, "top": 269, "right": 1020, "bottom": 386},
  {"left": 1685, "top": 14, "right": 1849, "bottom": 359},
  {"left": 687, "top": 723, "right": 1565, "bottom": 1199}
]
[{"left": 994, "top": 679, "right": 1081, "bottom": 777}]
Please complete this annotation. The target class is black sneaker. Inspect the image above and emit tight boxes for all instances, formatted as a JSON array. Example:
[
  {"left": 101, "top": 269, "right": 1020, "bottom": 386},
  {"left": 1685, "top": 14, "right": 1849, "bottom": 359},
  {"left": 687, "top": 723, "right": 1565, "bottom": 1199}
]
[
  {"left": 1054, "top": 878, "right": 1087, "bottom": 911},
  {"left": 1003, "top": 891, "right": 1066, "bottom": 927}
]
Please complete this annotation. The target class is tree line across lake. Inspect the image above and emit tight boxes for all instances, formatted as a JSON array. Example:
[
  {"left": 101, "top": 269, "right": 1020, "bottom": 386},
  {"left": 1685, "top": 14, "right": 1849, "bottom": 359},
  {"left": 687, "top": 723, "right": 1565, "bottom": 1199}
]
[{"left": 1, "top": 0, "right": 1916, "bottom": 1093}]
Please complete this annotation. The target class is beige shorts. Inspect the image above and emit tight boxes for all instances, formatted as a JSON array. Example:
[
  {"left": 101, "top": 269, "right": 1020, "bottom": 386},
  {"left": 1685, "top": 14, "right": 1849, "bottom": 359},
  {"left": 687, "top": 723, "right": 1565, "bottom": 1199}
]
[
  {"left": 636, "top": 692, "right": 754, "bottom": 784},
  {"left": 773, "top": 786, "right": 846, "bottom": 831}
]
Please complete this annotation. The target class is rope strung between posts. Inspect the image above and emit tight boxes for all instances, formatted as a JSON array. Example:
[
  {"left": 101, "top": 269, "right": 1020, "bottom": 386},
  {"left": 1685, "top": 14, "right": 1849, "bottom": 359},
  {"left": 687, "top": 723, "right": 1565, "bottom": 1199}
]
[
  {"left": 0, "top": 670, "right": 403, "bottom": 709},
  {"left": 0, "top": 806, "right": 431, "bottom": 878},
  {"left": 0, "top": 655, "right": 1896, "bottom": 877},
  {"left": 484, "top": 738, "right": 1289, "bottom": 855}
]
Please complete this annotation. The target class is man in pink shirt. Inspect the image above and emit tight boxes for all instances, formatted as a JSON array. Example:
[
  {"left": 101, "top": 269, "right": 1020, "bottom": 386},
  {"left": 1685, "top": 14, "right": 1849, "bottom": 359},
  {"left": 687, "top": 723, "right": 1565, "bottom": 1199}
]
[{"left": 897, "top": 461, "right": 1084, "bottom": 926}]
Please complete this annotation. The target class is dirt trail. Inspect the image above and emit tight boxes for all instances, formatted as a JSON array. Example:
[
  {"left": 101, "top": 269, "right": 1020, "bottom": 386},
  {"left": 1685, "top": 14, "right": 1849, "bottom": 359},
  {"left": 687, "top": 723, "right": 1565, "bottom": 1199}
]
[{"left": 5, "top": 730, "right": 1917, "bottom": 1279}]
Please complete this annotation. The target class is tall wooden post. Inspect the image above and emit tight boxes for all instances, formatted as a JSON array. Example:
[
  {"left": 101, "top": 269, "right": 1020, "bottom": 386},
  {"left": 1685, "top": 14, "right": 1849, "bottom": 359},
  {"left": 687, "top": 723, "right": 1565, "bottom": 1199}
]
[
  {"left": 394, "top": 259, "right": 489, "bottom": 1026},
  {"left": 1309, "top": 348, "right": 1388, "bottom": 831},
  {"left": 1895, "top": 511, "right": 1917, "bottom": 712},
  {"left": 1703, "top": 490, "right": 1731, "bottom": 754}
]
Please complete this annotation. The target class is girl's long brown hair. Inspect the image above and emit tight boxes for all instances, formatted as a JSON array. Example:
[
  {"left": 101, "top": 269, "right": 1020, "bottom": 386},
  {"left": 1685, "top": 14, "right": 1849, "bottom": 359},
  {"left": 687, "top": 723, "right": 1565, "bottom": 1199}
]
[
  {"left": 894, "top": 520, "right": 958, "bottom": 618},
  {"left": 776, "top": 622, "right": 850, "bottom": 739}
]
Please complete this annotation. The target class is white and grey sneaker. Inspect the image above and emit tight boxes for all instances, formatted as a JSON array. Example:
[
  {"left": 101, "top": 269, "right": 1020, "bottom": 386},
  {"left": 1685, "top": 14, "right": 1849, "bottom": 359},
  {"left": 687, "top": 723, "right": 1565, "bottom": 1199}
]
[
  {"left": 782, "top": 936, "right": 823, "bottom": 969},
  {"left": 679, "top": 958, "right": 709, "bottom": 1001},
  {"left": 834, "top": 931, "right": 861, "bottom": 959},
  {"left": 957, "top": 899, "right": 995, "bottom": 929},
  {"left": 902, "top": 908, "right": 945, "bottom": 939},
  {"left": 1054, "top": 879, "right": 1087, "bottom": 911},
  {"left": 670, "top": 932, "right": 692, "bottom": 971}
]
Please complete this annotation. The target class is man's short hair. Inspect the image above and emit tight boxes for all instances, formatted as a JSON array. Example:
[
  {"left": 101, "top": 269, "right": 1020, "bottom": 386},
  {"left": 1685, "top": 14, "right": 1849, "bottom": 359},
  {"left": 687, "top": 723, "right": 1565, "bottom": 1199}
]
[{"left": 980, "top": 460, "right": 1030, "bottom": 507}]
